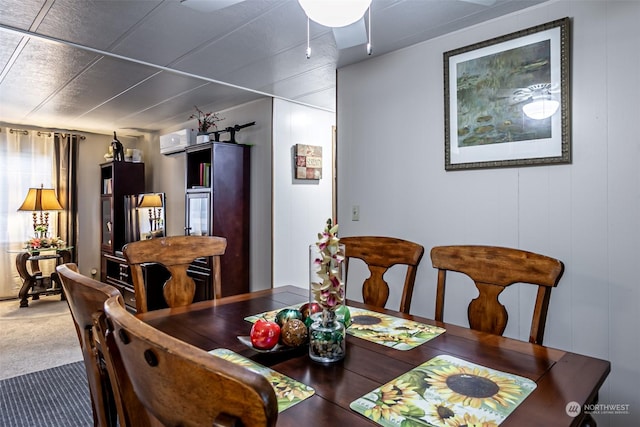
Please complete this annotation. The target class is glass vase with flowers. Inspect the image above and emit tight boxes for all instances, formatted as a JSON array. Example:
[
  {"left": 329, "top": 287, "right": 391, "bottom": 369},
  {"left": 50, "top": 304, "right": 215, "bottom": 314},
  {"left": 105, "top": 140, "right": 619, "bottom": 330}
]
[{"left": 309, "top": 219, "right": 346, "bottom": 363}]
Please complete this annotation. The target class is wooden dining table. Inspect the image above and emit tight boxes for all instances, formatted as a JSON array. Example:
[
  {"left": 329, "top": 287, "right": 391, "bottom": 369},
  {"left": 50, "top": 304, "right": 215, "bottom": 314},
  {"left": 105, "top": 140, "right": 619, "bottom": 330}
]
[{"left": 137, "top": 286, "right": 610, "bottom": 427}]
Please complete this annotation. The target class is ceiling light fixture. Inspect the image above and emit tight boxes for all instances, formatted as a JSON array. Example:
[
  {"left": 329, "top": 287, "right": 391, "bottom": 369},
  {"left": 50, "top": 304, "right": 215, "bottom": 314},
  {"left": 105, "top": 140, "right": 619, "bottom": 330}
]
[
  {"left": 298, "top": 0, "right": 371, "bottom": 28},
  {"left": 299, "top": 0, "right": 373, "bottom": 58}
]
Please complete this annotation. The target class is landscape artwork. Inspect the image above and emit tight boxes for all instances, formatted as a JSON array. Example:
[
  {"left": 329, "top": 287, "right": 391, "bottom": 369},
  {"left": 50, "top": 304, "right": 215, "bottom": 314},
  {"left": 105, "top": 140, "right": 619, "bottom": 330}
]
[{"left": 444, "top": 18, "right": 570, "bottom": 170}]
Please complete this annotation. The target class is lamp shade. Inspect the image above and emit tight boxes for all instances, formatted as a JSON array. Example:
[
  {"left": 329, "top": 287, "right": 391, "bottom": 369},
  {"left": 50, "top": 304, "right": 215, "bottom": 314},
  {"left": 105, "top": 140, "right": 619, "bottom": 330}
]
[
  {"left": 298, "top": 0, "right": 371, "bottom": 27},
  {"left": 17, "top": 186, "right": 63, "bottom": 211},
  {"left": 137, "top": 194, "right": 163, "bottom": 208}
]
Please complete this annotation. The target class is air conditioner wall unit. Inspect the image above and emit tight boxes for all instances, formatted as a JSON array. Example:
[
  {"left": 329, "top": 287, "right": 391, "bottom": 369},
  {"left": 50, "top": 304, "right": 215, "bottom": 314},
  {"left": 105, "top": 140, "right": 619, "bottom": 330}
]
[{"left": 160, "top": 129, "right": 192, "bottom": 154}]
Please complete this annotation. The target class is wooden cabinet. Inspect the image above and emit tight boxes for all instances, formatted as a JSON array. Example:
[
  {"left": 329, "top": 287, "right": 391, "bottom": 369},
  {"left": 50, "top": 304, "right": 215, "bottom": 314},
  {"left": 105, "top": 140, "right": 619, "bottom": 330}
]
[
  {"left": 185, "top": 142, "right": 250, "bottom": 297},
  {"left": 102, "top": 252, "right": 177, "bottom": 313},
  {"left": 100, "top": 161, "right": 144, "bottom": 312},
  {"left": 100, "top": 161, "right": 145, "bottom": 254}
]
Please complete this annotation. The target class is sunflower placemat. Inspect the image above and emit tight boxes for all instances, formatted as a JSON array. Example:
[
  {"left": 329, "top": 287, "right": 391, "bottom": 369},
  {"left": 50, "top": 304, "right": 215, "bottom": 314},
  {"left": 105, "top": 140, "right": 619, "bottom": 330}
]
[
  {"left": 245, "top": 305, "right": 444, "bottom": 350},
  {"left": 350, "top": 354, "right": 537, "bottom": 426},
  {"left": 347, "top": 307, "right": 445, "bottom": 350},
  {"left": 209, "top": 348, "right": 315, "bottom": 412},
  {"left": 244, "top": 304, "right": 305, "bottom": 324}
]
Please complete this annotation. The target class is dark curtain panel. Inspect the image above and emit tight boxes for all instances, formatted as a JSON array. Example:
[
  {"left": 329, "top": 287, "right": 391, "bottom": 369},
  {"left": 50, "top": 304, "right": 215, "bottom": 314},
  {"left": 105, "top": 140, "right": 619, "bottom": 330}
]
[{"left": 53, "top": 133, "right": 79, "bottom": 263}]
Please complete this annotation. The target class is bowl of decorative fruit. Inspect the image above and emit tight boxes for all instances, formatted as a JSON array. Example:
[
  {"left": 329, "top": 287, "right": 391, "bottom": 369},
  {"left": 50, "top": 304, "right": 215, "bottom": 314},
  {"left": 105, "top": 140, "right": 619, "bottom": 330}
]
[{"left": 239, "top": 307, "right": 315, "bottom": 353}]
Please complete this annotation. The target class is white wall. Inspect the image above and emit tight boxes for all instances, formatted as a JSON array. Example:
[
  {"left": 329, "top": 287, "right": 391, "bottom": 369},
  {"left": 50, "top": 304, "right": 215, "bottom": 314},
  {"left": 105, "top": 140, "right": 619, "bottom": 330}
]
[
  {"left": 272, "top": 98, "right": 335, "bottom": 289},
  {"left": 337, "top": 1, "right": 638, "bottom": 425}
]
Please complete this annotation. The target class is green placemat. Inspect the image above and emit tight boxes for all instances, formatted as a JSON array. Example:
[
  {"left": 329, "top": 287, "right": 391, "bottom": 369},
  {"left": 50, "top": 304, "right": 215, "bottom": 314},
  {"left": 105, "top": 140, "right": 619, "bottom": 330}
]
[
  {"left": 245, "top": 305, "right": 445, "bottom": 351},
  {"left": 209, "top": 348, "right": 315, "bottom": 412},
  {"left": 350, "top": 354, "right": 537, "bottom": 426}
]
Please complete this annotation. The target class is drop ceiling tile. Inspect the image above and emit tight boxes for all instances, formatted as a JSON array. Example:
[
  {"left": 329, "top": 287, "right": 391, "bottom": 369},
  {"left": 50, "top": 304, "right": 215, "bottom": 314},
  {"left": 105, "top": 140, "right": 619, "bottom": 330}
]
[
  {"left": 0, "top": 37, "right": 99, "bottom": 118},
  {"left": 34, "top": 0, "right": 162, "bottom": 50},
  {"left": 111, "top": 0, "right": 280, "bottom": 67},
  {"left": 79, "top": 72, "right": 206, "bottom": 121},
  {"left": 35, "top": 55, "right": 160, "bottom": 118},
  {"left": 0, "top": 0, "right": 47, "bottom": 30}
]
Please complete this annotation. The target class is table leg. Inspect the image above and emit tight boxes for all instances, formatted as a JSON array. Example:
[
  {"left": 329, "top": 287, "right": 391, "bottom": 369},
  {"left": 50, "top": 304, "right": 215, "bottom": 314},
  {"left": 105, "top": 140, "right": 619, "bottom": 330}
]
[{"left": 16, "top": 252, "right": 37, "bottom": 307}]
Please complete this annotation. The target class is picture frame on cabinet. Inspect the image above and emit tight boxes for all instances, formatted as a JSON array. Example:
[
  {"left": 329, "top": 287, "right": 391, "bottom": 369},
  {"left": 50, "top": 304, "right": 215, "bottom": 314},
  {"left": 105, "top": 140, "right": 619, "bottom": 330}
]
[{"left": 444, "top": 17, "right": 571, "bottom": 170}]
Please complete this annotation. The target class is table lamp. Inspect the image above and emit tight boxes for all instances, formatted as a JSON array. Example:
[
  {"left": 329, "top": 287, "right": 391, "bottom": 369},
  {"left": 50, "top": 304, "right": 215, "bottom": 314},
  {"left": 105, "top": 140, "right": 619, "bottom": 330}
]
[
  {"left": 17, "top": 184, "right": 63, "bottom": 238},
  {"left": 137, "top": 194, "right": 163, "bottom": 231}
]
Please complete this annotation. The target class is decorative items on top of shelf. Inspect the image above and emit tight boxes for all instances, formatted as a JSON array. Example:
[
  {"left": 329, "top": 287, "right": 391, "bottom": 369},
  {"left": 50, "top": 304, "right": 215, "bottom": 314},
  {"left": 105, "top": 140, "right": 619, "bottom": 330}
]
[
  {"left": 103, "top": 132, "right": 143, "bottom": 162},
  {"left": 189, "top": 105, "right": 225, "bottom": 144},
  {"left": 210, "top": 121, "right": 256, "bottom": 143},
  {"left": 110, "top": 131, "right": 125, "bottom": 161}
]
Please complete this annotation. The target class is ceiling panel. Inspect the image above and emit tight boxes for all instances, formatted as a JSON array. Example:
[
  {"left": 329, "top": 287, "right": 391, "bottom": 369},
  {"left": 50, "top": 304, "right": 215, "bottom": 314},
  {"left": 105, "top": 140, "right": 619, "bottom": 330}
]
[
  {"left": 0, "top": 0, "right": 549, "bottom": 135},
  {"left": 0, "top": 37, "right": 99, "bottom": 120},
  {"left": 35, "top": 55, "right": 160, "bottom": 118},
  {"left": 0, "top": 0, "right": 47, "bottom": 30},
  {"left": 35, "top": 0, "right": 163, "bottom": 50}
]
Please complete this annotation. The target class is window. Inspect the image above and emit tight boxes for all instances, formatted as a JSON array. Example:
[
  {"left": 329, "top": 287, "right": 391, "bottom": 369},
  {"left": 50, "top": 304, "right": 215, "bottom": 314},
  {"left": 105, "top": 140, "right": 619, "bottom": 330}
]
[{"left": 0, "top": 130, "right": 55, "bottom": 298}]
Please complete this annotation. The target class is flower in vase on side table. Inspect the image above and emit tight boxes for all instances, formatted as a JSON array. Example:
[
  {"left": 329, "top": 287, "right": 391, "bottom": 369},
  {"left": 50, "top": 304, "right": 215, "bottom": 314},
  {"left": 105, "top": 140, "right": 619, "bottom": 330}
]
[
  {"left": 309, "top": 218, "right": 347, "bottom": 363},
  {"left": 26, "top": 236, "right": 65, "bottom": 250}
]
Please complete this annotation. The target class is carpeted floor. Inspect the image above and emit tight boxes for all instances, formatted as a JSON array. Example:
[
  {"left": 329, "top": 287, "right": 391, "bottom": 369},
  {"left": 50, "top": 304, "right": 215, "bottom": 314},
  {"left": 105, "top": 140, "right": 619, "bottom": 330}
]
[
  {"left": 0, "top": 296, "right": 82, "bottom": 380},
  {"left": 0, "top": 297, "right": 92, "bottom": 426},
  {"left": 0, "top": 361, "right": 92, "bottom": 427}
]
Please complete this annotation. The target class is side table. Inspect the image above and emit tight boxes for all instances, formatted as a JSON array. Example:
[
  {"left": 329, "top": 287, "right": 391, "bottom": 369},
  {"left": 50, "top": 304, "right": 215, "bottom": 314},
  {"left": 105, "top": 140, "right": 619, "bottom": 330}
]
[{"left": 15, "top": 247, "right": 73, "bottom": 307}]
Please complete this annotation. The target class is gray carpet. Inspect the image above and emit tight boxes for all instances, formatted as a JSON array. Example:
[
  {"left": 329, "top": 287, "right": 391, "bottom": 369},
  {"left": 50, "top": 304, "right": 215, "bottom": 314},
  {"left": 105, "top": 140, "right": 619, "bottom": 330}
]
[
  {"left": 0, "top": 361, "right": 92, "bottom": 426},
  {"left": 0, "top": 297, "right": 82, "bottom": 380}
]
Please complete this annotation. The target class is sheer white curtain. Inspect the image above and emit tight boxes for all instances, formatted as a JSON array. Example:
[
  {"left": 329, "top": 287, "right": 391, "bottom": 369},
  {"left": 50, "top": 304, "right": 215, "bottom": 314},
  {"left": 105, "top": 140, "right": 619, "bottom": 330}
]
[{"left": 0, "top": 129, "right": 55, "bottom": 299}]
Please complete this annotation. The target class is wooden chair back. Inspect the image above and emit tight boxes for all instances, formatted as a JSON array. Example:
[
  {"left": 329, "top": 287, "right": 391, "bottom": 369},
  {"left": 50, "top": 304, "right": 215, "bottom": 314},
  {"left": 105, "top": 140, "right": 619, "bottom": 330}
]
[
  {"left": 103, "top": 294, "right": 279, "bottom": 427},
  {"left": 56, "top": 263, "right": 152, "bottom": 427},
  {"left": 122, "top": 235, "right": 227, "bottom": 313},
  {"left": 340, "top": 236, "right": 424, "bottom": 313},
  {"left": 430, "top": 245, "right": 564, "bottom": 345}
]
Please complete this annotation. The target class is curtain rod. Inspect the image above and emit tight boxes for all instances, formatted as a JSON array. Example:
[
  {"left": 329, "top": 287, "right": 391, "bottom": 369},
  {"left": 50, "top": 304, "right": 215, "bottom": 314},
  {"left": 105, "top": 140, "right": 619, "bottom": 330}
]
[{"left": 4, "top": 127, "right": 86, "bottom": 139}]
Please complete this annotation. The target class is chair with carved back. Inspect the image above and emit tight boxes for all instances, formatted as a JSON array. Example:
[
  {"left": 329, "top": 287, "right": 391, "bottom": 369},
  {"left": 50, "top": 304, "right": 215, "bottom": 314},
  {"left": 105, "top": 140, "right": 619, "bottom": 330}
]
[
  {"left": 122, "top": 235, "right": 227, "bottom": 313},
  {"left": 56, "top": 263, "right": 153, "bottom": 427},
  {"left": 340, "top": 236, "right": 425, "bottom": 314},
  {"left": 430, "top": 245, "right": 565, "bottom": 345},
  {"left": 103, "top": 294, "right": 279, "bottom": 427}
]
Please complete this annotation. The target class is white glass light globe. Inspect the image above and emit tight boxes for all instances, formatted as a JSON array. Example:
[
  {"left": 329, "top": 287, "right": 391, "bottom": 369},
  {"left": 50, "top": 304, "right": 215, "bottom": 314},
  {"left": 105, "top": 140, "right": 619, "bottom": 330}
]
[{"left": 298, "top": 0, "right": 372, "bottom": 28}]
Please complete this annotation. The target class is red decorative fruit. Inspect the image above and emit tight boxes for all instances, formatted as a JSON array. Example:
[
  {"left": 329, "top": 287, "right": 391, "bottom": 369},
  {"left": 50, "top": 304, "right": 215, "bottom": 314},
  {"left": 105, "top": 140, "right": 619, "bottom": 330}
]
[{"left": 250, "top": 318, "right": 281, "bottom": 350}]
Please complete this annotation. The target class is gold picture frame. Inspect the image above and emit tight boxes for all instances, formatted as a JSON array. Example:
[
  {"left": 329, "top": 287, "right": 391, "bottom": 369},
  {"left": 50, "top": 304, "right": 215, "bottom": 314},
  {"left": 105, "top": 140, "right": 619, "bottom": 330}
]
[{"left": 444, "top": 17, "right": 571, "bottom": 170}]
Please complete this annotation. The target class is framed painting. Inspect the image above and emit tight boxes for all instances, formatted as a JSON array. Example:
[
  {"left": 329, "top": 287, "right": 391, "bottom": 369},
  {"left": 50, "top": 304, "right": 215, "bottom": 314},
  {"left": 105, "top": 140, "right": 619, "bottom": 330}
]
[
  {"left": 295, "top": 144, "right": 323, "bottom": 179},
  {"left": 444, "top": 17, "right": 571, "bottom": 170}
]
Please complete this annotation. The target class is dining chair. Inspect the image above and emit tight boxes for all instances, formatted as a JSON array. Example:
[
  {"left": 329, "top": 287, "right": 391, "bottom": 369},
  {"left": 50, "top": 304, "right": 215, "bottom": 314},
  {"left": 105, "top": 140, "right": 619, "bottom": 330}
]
[
  {"left": 430, "top": 245, "right": 565, "bottom": 345},
  {"left": 122, "top": 235, "right": 227, "bottom": 313},
  {"left": 56, "top": 263, "right": 153, "bottom": 427},
  {"left": 340, "top": 236, "right": 425, "bottom": 313},
  {"left": 103, "top": 294, "right": 279, "bottom": 427}
]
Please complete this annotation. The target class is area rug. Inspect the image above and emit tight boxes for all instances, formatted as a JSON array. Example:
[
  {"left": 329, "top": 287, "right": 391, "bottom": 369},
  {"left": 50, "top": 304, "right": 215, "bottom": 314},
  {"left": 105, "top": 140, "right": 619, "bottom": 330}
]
[{"left": 0, "top": 361, "right": 92, "bottom": 426}]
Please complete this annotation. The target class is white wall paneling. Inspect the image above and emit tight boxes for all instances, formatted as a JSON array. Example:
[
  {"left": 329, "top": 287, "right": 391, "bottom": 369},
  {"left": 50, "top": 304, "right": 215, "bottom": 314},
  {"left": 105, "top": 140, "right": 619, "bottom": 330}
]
[{"left": 337, "top": 1, "right": 639, "bottom": 425}]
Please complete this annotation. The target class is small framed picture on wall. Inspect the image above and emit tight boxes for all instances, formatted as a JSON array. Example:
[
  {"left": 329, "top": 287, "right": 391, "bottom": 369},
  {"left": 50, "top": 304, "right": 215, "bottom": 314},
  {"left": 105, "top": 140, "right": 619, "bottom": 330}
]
[{"left": 295, "top": 144, "right": 323, "bottom": 180}]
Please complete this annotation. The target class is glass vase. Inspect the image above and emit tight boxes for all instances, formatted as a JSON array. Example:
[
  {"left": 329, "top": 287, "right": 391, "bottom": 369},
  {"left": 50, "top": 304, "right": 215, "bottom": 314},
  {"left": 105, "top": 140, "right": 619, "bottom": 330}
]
[
  {"left": 309, "top": 242, "right": 346, "bottom": 363},
  {"left": 309, "top": 309, "right": 346, "bottom": 363}
]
